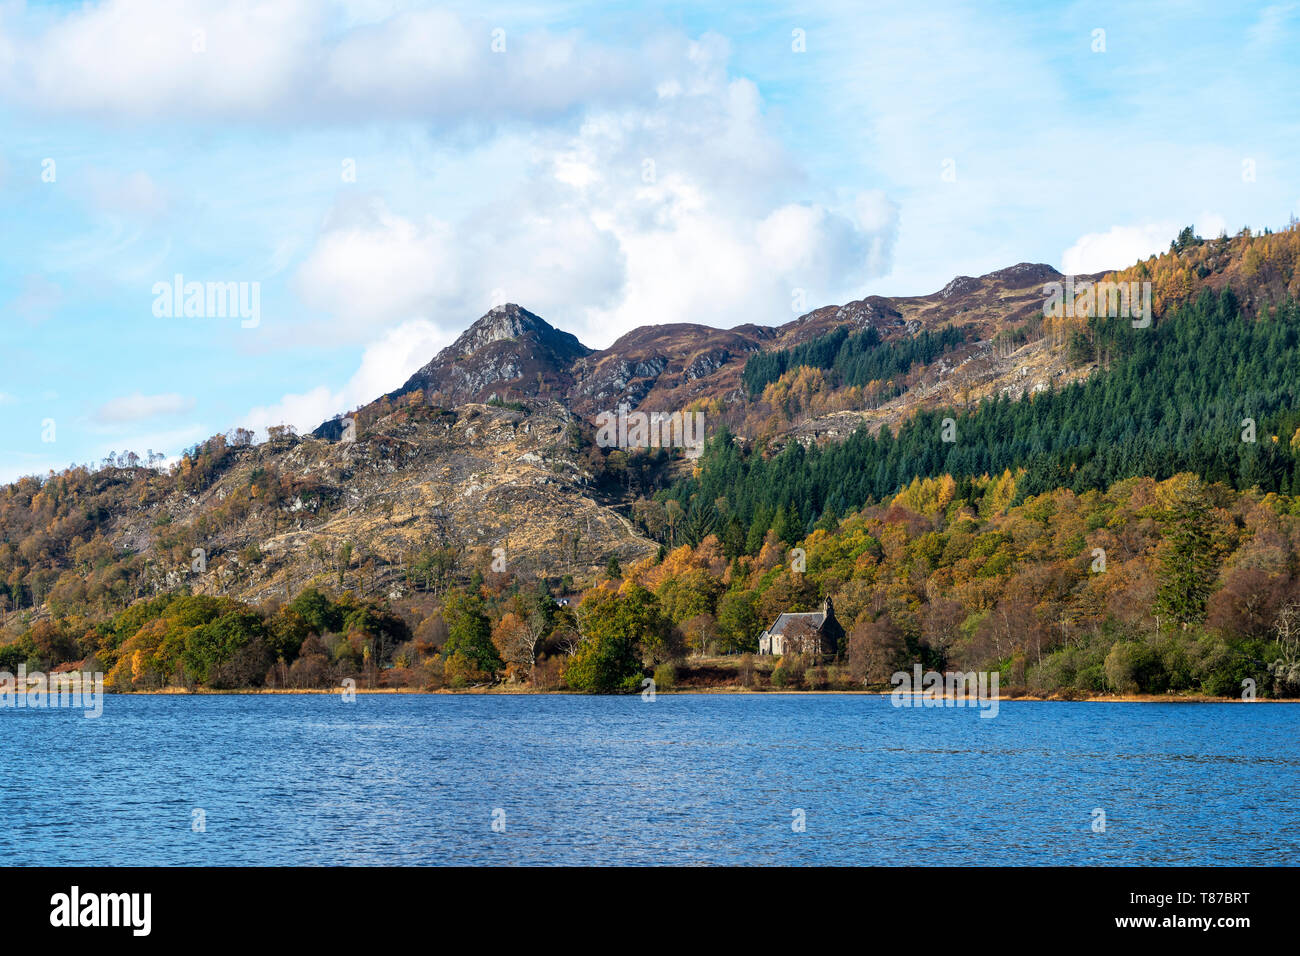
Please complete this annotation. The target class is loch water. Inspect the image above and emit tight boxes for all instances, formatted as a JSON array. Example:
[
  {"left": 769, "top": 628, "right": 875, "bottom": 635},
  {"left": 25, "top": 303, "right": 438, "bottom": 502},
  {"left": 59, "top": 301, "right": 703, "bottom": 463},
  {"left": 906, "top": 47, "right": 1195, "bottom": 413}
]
[{"left": 3, "top": 694, "right": 1296, "bottom": 865}]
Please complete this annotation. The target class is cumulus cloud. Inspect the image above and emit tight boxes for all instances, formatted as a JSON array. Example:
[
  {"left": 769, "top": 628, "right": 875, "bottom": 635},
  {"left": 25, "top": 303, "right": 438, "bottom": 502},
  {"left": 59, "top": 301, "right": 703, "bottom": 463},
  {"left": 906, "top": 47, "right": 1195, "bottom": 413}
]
[
  {"left": 292, "top": 190, "right": 628, "bottom": 343},
  {"left": 757, "top": 198, "right": 897, "bottom": 294},
  {"left": 242, "top": 318, "right": 452, "bottom": 434},
  {"left": 0, "top": 0, "right": 318, "bottom": 120},
  {"left": 293, "top": 198, "right": 462, "bottom": 336},
  {"left": 517, "top": 82, "right": 898, "bottom": 341},
  {"left": 93, "top": 392, "right": 195, "bottom": 424},
  {"left": 1061, "top": 214, "right": 1230, "bottom": 274},
  {"left": 0, "top": 1, "right": 672, "bottom": 124},
  {"left": 5, "top": 3, "right": 900, "bottom": 351},
  {"left": 318, "top": 8, "right": 662, "bottom": 122},
  {"left": 1061, "top": 223, "right": 1177, "bottom": 275},
  {"left": 20, "top": 5, "right": 901, "bottom": 431},
  {"left": 289, "top": 39, "right": 899, "bottom": 348}
]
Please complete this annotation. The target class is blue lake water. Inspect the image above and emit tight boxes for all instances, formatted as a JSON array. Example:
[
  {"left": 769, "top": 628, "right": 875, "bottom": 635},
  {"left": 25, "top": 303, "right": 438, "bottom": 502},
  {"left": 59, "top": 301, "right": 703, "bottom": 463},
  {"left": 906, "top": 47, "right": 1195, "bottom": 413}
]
[{"left": 2, "top": 694, "right": 1297, "bottom": 865}]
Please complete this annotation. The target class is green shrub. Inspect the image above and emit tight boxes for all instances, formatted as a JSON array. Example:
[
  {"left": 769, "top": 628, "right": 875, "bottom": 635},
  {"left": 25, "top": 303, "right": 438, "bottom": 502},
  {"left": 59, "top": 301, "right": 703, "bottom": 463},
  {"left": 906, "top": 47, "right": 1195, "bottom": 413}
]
[
  {"left": 1104, "top": 641, "right": 1167, "bottom": 693},
  {"left": 771, "top": 654, "right": 806, "bottom": 689},
  {"left": 1074, "top": 662, "right": 1106, "bottom": 693},
  {"left": 653, "top": 662, "right": 677, "bottom": 691}
]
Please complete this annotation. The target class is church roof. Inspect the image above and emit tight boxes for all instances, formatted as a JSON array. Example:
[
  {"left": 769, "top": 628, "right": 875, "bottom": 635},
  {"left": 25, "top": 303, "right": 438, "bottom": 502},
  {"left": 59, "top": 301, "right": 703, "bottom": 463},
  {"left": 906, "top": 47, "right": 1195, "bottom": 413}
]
[{"left": 766, "top": 611, "right": 826, "bottom": 636}]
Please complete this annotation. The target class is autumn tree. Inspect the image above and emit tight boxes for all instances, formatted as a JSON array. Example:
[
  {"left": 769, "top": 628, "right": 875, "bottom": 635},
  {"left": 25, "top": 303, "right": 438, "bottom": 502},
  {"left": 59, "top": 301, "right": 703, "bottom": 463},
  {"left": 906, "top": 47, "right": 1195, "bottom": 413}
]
[
  {"left": 492, "top": 594, "right": 553, "bottom": 681},
  {"left": 847, "top": 613, "right": 906, "bottom": 684},
  {"left": 566, "top": 585, "right": 672, "bottom": 692},
  {"left": 920, "top": 597, "right": 965, "bottom": 669}
]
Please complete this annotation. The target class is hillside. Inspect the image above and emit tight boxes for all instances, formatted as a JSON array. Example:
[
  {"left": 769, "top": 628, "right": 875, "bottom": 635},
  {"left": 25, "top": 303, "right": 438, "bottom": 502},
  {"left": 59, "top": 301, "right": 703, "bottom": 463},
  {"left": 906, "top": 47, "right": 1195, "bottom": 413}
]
[
  {"left": 3, "top": 401, "right": 658, "bottom": 616},
  {"left": 5, "top": 219, "right": 1300, "bottom": 696},
  {"left": 5, "top": 251, "right": 1088, "bottom": 622}
]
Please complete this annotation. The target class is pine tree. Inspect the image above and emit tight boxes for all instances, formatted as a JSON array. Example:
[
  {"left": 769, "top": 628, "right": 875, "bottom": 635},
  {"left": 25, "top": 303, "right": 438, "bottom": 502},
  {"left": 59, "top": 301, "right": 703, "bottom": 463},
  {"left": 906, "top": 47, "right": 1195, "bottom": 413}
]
[{"left": 1154, "top": 479, "right": 1221, "bottom": 627}]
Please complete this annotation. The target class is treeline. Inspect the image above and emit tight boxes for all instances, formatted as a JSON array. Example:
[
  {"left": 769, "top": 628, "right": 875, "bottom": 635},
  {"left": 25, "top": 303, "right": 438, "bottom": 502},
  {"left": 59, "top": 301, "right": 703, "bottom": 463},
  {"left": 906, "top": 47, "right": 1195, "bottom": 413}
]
[
  {"left": 7, "top": 472, "right": 1300, "bottom": 698},
  {"left": 0, "top": 589, "right": 409, "bottom": 691},
  {"left": 0, "top": 570, "right": 675, "bottom": 695},
  {"left": 625, "top": 472, "right": 1300, "bottom": 698},
  {"left": 741, "top": 323, "right": 969, "bottom": 398},
  {"left": 657, "top": 289, "right": 1300, "bottom": 553},
  {"left": 1106, "top": 220, "right": 1300, "bottom": 319}
]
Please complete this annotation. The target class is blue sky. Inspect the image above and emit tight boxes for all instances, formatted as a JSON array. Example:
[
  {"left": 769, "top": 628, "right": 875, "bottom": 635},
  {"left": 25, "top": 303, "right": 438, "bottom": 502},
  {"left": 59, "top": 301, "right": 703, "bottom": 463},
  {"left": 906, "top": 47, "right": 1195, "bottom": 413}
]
[{"left": 1, "top": 0, "right": 1297, "bottom": 482}]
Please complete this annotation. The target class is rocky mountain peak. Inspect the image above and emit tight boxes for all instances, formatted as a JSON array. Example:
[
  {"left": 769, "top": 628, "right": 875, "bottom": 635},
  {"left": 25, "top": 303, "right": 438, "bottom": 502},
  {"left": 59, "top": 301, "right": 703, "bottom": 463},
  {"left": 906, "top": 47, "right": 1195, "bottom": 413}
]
[
  {"left": 449, "top": 303, "right": 560, "bottom": 357},
  {"left": 378, "top": 304, "right": 593, "bottom": 410}
]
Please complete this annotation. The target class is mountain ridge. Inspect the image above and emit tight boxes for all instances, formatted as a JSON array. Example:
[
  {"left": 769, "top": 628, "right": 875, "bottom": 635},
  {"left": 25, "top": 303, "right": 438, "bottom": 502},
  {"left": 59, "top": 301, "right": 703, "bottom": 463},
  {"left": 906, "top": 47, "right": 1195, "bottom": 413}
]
[
  {"left": 6, "top": 222, "right": 1300, "bottom": 626},
  {"left": 315, "top": 259, "right": 1070, "bottom": 437}
]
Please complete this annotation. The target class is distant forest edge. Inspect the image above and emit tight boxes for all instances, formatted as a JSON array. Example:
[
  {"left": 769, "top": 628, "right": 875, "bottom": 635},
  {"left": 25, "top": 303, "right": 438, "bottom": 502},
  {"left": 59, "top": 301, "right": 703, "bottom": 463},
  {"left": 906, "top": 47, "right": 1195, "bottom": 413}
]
[
  {"left": 6, "top": 473, "right": 1300, "bottom": 699},
  {"left": 658, "top": 288, "right": 1300, "bottom": 555},
  {"left": 741, "top": 323, "right": 970, "bottom": 399},
  {"left": 6, "top": 222, "right": 1300, "bottom": 697}
]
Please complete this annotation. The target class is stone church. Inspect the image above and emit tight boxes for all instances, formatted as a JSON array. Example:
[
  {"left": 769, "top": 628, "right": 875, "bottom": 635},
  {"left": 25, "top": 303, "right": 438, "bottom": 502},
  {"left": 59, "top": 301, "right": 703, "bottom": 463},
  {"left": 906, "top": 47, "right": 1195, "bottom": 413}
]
[{"left": 757, "top": 597, "right": 843, "bottom": 658}]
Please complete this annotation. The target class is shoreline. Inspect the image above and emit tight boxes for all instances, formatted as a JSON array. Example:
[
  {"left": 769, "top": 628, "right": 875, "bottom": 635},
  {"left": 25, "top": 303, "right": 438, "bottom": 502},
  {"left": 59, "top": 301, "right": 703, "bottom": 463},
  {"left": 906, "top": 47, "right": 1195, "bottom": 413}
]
[{"left": 13, "top": 685, "right": 1291, "bottom": 702}]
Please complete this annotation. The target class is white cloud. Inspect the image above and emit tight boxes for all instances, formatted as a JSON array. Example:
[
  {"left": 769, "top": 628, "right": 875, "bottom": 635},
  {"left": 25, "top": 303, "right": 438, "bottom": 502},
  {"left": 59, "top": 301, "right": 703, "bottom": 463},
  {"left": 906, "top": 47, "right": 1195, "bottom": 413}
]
[
  {"left": 293, "top": 197, "right": 461, "bottom": 337},
  {"left": 0, "top": 0, "right": 320, "bottom": 120},
  {"left": 1061, "top": 223, "right": 1177, "bottom": 275},
  {"left": 525, "top": 71, "right": 899, "bottom": 342},
  {"left": 345, "top": 318, "right": 453, "bottom": 406},
  {"left": 93, "top": 392, "right": 196, "bottom": 424},
  {"left": 242, "top": 385, "right": 337, "bottom": 437},
  {"left": 242, "top": 318, "right": 452, "bottom": 434},
  {"left": 5, "top": 4, "right": 900, "bottom": 351},
  {"left": 81, "top": 168, "right": 170, "bottom": 220},
  {"left": 293, "top": 190, "right": 627, "bottom": 344},
  {"left": 757, "top": 200, "right": 893, "bottom": 293},
  {"left": 1061, "top": 214, "right": 1231, "bottom": 274},
  {"left": 0, "top": 1, "right": 672, "bottom": 124},
  {"left": 290, "top": 46, "right": 899, "bottom": 348},
  {"left": 318, "top": 8, "right": 657, "bottom": 122},
  {"left": 5, "top": 4, "right": 903, "bottom": 448}
]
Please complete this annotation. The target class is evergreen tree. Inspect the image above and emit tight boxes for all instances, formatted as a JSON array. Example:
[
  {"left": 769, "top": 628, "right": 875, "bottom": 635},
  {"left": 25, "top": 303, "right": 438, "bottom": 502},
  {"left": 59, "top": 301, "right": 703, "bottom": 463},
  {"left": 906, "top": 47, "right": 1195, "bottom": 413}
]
[
  {"left": 441, "top": 591, "right": 502, "bottom": 678},
  {"left": 1154, "top": 479, "right": 1221, "bottom": 627}
]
